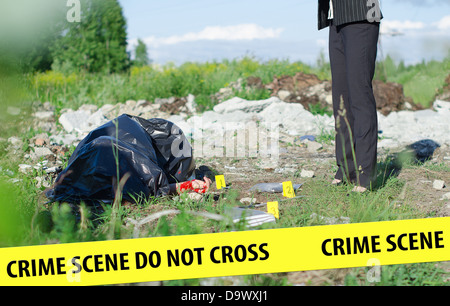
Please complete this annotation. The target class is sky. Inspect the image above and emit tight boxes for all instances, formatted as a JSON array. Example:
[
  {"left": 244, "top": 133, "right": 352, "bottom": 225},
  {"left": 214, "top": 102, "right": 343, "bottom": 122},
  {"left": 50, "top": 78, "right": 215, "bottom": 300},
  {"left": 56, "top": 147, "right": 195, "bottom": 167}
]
[{"left": 119, "top": 0, "right": 450, "bottom": 66}]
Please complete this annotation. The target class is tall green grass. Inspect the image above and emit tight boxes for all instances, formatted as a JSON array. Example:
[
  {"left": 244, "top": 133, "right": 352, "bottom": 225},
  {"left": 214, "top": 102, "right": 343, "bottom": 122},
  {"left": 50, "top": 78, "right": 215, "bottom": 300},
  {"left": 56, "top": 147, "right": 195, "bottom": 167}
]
[
  {"left": 28, "top": 54, "right": 449, "bottom": 115},
  {"left": 27, "top": 56, "right": 329, "bottom": 113},
  {"left": 375, "top": 55, "right": 450, "bottom": 107}
]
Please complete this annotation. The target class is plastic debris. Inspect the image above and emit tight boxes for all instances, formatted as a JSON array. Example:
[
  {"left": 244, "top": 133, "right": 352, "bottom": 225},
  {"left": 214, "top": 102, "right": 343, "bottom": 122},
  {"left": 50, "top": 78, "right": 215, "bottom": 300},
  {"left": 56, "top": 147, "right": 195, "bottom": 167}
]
[
  {"left": 406, "top": 139, "right": 440, "bottom": 163},
  {"left": 249, "top": 182, "right": 303, "bottom": 193},
  {"left": 229, "top": 208, "right": 276, "bottom": 228},
  {"left": 298, "top": 135, "right": 316, "bottom": 142}
]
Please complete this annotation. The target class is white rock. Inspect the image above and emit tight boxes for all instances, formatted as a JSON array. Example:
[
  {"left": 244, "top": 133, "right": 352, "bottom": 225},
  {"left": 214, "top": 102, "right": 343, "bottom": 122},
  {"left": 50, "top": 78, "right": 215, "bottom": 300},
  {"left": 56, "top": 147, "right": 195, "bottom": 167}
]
[
  {"left": 185, "top": 94, "right": 197, "bottom": 114},
  {"left": 218, "top": 87, "right": 233, "bottom": 95},
  {"left": 50, "top": 133, "right": 80, "bottom": 146},
  {"left": 433, "top": 100, "right": 450, "bottom": 113},
  {"left": 213, "top": 96, "right": 280, "bottom": 114},
  {"left": 19, "top": 164, "right": 32, "bottom": 174},
  {"left": 59, "top": 110, "right": 91, "bottom": 133},
  {"left": 31, "top": 147, "right": 53, "bottom": 160},
  {"left": 34, "top": 111, "right": 54, "bottom": 120},
  {"left": 87, "top": 109, "right": 108, "bottom": 128},
  {"left": 258, "top": 101, "right": 321, "bottom": 136},
  {"left": 78, "top": 104, "right": 98, "bottom": 113},
  {"left": 440, "top": 192, "right": 450, "bottom": 200},
  {"left": 59, "top": 109, "right": 108, "bottom": 134},
  {"left": 8, "top": 136, "right": 23, "bottom": 149},
  {"left": 306, "top": 141, "right": 323, "bottom": 153},
  {"left": 300, "top": 169, "right": 315, "bottom": 178},
  {"left": 240, "top": 198, "right": 257, "bottom": 205},
  {"left": 125, "top": 100, "right": 136, "bottom": 107},
  {"left": 136, "top": 100, "right": 151, "bottom": 108},
  {"left": 99, "top": 104, "right": 116, "bottom": 114},
  {"left": 45, "top": 166, "right": 60, "bottom": 174},
  {"left": 277, "top": 90, "right": 291, "bottom": 101},
  {"left": 433, "top": 180, "right": 445, "bottom": 190}
]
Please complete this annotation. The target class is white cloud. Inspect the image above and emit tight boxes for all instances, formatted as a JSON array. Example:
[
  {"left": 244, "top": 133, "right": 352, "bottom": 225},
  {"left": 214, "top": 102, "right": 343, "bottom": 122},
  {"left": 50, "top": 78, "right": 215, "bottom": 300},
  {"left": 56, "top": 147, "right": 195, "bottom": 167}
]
[
  {"left": 316, "top": 39, "right": 327, "bottom": 48},
  {"left": 130, "top": 24, "right": 284, "bottom": 48},
  {"left": 435, "top": 15, "right": 450, "bottom": 30},
  {"left": 381, "top": 20, "right": 425, "bottom": 34}
]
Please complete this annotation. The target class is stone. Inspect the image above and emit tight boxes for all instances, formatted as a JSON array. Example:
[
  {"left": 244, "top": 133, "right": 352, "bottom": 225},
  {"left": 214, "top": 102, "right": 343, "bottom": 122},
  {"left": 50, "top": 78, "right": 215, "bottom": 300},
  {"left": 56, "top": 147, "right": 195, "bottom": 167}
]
[
  {"left": 306, "top": 140, "right": 323, "bottom": 153},
  {"left": 240, "top": 198, "right": 257, "bottom": 205},
  {"left": 35, "top": 176, "right": 51, "bottom": 188},
  {"left": 50, "top": 133, "right": 80, "bottom": 146},
  {"left": 300, "top": 169, "right": 315, "bottom": 178},
  {"left": 433, "top": 180, "right": 445, "bottom": 190},
  {"left": 19, "top": 164, "right": 32, "bottom": 174},
  {"left": 45, "top": 166, "right": 61, "bottom": 174},
  {"left": 185, "top": 94, "right": 197, "bottom": 114},
  {"left": 433, "top": 100, "right": 450, "bottom": 114},
  {"left": 35, "top": 138, "right": 46, "bottom": 146},
  {"left": 87, "top": 109, "right": 108, "bottom": 129},
  {"left": 42, "top": 101, "right": 55, "bottom": 112},
  {"left": 257, "top": 101, "right": 321, "bottom": 136},
  {"left": 440, "top": 192, "right": 450, "bottom": 200},
  {"left": 159, "top": 97, "right": 187, "bottom": 115},
  {"left": 277, "top": 90, "right": 291, "bottom": 101},
  {"left": 78, "top": 104, "right": 98, "bottom": 113},
  {"left": 58, "top": 109, "right": 108, "bottom": 134},
  {"left": 59, "top": 110, "right": 91, "bottom": 133},
  {"left": 136, "top": 100, "right": 151, "bottom": 108},
  {"left": 8, "top": 137, "right": 23, "bottom": 149},
  {"left": 125, "top": 100, "right": 137, "bottom": 108},
  {"left": 213, "top": 96, "right": 280, "bottom": 114},
  {"left": 99, "top": 104, "right": 116, "bottom": 115},
  {"left": 33, "top": 111, "right": 53, "bottom": 120},
  {"left": 30, "top": 147, "right": 53, "bottom": 160}
]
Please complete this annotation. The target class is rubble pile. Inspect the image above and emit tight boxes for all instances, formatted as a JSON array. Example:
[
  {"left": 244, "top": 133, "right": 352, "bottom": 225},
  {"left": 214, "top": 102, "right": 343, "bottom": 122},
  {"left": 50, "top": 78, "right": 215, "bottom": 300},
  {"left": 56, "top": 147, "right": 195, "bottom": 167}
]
[{"left": 5, "top": 73, "right": 450, "bottom": 191}]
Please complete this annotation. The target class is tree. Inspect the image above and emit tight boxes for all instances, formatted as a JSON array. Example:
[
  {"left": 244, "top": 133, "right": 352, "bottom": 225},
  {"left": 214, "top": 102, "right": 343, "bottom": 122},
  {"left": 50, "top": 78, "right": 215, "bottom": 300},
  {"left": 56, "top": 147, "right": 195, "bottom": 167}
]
[
  {"left": 0, "top": 0, "right": 67, "bottom": 73},
  {"left": 52, "top": 0, "right": 129, "bottom": 73},
  {"left": 133, "top": 39, "right": 151, "bottom": 67}
]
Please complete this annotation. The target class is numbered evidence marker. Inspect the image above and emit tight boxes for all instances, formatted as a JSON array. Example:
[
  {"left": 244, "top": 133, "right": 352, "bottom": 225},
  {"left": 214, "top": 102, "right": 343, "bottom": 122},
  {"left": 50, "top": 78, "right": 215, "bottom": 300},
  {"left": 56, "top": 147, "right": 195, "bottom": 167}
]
[
  {"left": 282, "top": 181, "right": 296, "bottom": 198},
  {"left": 267, "top": 201, "right": 280, "bottom": 219},
  {"left": 215, "top": 175, "right": 226, "bottom": 190}
]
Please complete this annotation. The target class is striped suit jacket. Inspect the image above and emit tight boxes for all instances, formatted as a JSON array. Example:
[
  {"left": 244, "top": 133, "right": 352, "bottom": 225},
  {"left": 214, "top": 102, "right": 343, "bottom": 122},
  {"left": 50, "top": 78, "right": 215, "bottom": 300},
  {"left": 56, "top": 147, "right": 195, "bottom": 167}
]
[{"left": 318, "top": 0, "right": 383, "bottom": 30}]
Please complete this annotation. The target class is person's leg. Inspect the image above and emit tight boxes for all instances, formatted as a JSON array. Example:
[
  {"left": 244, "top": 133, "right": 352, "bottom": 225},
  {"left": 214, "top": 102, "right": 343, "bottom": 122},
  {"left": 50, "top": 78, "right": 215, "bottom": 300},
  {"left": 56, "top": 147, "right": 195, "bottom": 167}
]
[
  {"left": 341, "top": 21, "right": 380, "bottom": 189},
  {"left": 329, "top": 22, "right": 356, "bottom": 184}
]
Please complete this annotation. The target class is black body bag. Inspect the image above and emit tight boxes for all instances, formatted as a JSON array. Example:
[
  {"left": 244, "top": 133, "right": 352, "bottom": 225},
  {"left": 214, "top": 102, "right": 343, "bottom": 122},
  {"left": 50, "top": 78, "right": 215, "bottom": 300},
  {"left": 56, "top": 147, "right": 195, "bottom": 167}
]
[{"left": 46, "top": 114, "right": 195, "bottom": 204}]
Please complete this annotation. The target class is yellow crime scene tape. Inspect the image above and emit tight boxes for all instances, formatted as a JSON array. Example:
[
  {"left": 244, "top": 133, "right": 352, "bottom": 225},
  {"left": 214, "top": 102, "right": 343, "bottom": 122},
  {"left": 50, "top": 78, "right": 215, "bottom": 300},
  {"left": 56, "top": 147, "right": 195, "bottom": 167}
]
[{"left": 0, "top": 216, "right": 448, "bottom": 286}]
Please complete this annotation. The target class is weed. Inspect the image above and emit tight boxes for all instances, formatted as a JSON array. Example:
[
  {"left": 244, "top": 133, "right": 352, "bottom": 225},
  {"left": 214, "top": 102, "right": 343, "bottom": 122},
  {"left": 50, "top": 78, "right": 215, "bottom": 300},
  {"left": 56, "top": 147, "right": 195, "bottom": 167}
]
[{"left": 345, "top": 263, "right": 448, "bottom": 286}]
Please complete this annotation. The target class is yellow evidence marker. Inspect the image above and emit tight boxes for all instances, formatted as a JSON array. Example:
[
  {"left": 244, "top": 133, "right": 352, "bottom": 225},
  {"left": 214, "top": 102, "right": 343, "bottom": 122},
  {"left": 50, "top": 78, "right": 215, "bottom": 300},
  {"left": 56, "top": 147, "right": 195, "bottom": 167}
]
[
  {"left": 282, "top": 181, "right": 296, "bottom": 198},
  {"left": 267, "top": 201, "right": 280, "bottom": 219},
  {"left": 215, "top": 175, "right": 226, "bottom": 190}
]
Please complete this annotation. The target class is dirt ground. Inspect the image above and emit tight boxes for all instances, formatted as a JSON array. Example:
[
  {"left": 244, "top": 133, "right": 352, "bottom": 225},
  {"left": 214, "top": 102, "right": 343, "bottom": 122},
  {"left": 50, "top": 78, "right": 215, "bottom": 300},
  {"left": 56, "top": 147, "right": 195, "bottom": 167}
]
[
  {"left": 198, "top": 139, "right": 450, "bottom": 219},
  {"left": 191, "top": 140, "right": 450, "bottom": 286}
]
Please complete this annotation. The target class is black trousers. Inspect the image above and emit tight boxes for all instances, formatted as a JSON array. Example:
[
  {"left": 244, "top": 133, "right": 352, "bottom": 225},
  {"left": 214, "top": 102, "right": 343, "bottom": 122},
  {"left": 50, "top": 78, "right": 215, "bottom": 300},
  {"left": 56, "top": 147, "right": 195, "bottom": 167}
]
[{"left": 329, "top": 21, "right": 380, "bottom": 188}]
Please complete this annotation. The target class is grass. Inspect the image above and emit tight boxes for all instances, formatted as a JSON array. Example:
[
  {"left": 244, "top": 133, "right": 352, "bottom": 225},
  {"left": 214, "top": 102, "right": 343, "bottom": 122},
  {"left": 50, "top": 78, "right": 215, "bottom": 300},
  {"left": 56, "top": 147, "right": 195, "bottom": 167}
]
[
  {"left": 26, "top": 54, "right": 450, "bottom": 117},
  {"left": 375, "top": 54, "right": 450, "bottom": 107},
  {"left": 27, "top": 56, "right": 327, "bottom": 114},
  {"left": 0, "top": 54, "right": 449, "bottom": 286}
]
